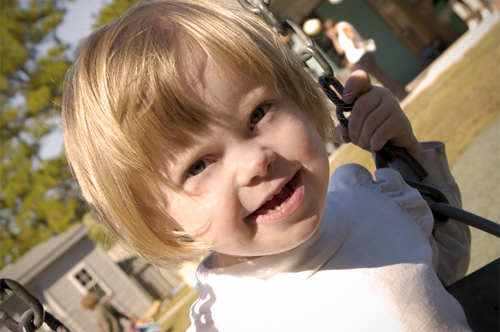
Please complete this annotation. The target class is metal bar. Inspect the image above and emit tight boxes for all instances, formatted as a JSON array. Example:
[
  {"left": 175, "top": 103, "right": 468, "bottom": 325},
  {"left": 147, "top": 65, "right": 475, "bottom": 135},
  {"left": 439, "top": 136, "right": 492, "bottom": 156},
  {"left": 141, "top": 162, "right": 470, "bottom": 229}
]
[{"left": 431, "top": 203, "right": 500, "bottom": 237}]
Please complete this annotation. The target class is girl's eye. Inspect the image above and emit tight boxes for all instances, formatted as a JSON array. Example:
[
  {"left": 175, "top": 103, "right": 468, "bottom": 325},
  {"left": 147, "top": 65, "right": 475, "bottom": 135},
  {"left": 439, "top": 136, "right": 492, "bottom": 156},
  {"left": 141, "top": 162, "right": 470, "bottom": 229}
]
[
  {"left": 249, "top": 104, "right": 269, "bottom": 128},
  {"left": 188, "top": 160, "right": 207, "bottom": 177}
]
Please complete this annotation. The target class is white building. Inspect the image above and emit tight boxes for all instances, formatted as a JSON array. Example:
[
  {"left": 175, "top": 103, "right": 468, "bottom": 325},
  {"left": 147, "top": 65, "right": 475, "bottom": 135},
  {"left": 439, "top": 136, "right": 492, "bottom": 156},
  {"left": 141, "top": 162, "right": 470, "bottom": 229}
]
[{"left": 0, "top": 225, "right": 183, "bottom": 332}]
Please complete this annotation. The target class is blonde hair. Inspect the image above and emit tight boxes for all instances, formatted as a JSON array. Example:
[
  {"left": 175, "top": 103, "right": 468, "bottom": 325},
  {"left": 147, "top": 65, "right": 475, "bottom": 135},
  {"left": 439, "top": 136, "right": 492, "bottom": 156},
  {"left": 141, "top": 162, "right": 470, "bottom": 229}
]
[
  {"left": 62, "top": 0, "right": 335, "bottom": 268},
  {"left": 81, "top": 292, "right": 100, "bottom": 310}
]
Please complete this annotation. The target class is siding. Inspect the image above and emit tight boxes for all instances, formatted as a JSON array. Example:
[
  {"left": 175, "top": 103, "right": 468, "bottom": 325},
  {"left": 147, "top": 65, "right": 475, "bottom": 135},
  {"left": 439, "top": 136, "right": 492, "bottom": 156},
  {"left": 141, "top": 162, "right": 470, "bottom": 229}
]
[{"left": 86, "top": 244, "right": 152, "bottom": 317}]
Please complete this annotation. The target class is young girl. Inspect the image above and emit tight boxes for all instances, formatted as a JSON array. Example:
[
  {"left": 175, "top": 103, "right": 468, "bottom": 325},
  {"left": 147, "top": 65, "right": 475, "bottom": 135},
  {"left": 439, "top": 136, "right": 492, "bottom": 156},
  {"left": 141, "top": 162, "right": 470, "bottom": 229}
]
[{"left": 61, "top": 0, "right": 471, "bottom": 330}]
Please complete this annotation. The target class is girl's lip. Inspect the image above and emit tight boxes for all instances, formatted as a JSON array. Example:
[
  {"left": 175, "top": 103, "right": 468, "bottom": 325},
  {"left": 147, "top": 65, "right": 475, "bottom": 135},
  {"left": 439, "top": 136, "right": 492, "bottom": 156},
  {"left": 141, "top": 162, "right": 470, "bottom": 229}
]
[{"left": 246, "top": 171, "right": 304, "bottom": 223}]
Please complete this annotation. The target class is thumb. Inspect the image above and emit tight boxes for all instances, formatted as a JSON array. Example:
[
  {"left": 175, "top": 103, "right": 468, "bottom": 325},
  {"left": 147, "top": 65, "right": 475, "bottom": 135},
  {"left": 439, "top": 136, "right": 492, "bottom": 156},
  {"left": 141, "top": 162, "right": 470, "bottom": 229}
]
[{"left": 342, "top": 70, "right": 371, "bottom": 103}]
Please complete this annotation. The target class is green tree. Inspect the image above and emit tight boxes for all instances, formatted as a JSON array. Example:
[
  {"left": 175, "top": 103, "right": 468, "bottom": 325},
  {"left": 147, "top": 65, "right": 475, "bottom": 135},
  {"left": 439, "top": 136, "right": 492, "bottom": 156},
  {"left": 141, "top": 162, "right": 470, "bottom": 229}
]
[
  {"left": 0, "top": 0, "right": 147, "bottom": 269},
  {"left": 93, "top": 0, "right": 139, "bottom": 27},
  {"left": 0, "top": 0, "right": 83, "bottom": 269}
]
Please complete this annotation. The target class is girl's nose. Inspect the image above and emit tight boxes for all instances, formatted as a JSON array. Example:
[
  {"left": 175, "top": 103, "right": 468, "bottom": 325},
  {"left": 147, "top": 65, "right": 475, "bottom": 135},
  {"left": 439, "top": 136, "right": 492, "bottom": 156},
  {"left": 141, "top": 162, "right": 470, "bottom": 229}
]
[{"left": 236, "top": 145, "right": 276, "bottom": 186}]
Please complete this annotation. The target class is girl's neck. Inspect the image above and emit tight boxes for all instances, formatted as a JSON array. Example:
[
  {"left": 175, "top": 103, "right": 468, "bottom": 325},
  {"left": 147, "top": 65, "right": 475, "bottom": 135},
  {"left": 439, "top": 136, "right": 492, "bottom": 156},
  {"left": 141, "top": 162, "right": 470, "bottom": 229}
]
[{"left": 214, "top": 252, "right": 259, "bottom": 268}]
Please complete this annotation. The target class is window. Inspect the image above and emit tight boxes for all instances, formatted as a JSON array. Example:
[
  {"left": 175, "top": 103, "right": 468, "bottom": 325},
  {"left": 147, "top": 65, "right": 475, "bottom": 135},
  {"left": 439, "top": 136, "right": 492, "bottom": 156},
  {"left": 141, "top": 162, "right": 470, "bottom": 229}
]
[
  {"left": 69, "top": 263, "right": 111, "bottom": 301},
  {"left": 75, "top": 268, "right": 92, "bottom": 287}
]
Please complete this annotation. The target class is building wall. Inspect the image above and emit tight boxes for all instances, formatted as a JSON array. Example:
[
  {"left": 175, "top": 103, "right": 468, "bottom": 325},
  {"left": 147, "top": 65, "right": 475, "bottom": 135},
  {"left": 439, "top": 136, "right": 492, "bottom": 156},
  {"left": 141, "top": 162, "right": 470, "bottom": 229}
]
[
  {"left": 414, "top": 0, "right": 466, "bottom": 44},
  {"left": 49, "top": 237, "right": 152, "bottom": 331},
  {"left": 127, "top": 258, "right": 183, "bottom": 299},
  {"left": 108, "top": 243, "right": 184, "bottom": 300}
]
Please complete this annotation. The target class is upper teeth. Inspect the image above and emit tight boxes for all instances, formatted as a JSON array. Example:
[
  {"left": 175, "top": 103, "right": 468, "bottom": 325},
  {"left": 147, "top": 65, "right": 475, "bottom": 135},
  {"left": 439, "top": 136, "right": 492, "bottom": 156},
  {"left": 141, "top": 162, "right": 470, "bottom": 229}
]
[{"left": 267, "top": 187, "right": 282, "bottom": 201}]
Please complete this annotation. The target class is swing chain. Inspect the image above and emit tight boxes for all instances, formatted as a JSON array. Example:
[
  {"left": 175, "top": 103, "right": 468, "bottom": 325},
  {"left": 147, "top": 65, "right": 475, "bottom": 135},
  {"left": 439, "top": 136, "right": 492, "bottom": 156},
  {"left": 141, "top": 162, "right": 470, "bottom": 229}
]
[
  {"left": 0, "top": 279, "right": 71, "bottom": 332},
  {"left": 237, "top": 0, "right": 287, "bottom": 35}
]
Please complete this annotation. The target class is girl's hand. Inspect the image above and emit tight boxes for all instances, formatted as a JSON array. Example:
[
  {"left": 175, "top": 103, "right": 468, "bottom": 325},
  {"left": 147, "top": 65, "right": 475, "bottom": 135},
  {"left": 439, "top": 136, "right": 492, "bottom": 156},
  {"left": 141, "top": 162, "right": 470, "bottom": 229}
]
[{"left": 335, "top": 70, "right": 423, "bottom": 154}]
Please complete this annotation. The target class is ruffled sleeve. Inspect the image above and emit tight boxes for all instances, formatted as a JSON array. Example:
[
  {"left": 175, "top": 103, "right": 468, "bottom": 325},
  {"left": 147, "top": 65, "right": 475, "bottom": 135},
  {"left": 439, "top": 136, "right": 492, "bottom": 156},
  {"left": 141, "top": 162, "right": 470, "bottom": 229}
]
[
  {"left": 330, "top": 163, "right": 434, "bottom": 240},
  {"left": 385, "top": 141, "right": 471, "bottom": 285}
]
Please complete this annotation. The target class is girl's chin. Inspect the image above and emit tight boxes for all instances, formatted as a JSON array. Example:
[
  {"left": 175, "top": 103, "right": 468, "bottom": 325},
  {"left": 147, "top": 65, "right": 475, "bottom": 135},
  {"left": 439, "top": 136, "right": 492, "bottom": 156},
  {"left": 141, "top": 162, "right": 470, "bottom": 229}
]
[{"left": 215, "top": 218, "right": 320, "bottom": 267}]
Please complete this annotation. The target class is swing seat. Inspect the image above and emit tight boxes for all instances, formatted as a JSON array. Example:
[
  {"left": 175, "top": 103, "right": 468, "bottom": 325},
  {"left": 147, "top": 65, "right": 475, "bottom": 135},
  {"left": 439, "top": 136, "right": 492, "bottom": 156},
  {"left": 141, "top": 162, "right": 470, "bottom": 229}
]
[{"left": 446, "top": 258, "right": 500, "bottom": 332}]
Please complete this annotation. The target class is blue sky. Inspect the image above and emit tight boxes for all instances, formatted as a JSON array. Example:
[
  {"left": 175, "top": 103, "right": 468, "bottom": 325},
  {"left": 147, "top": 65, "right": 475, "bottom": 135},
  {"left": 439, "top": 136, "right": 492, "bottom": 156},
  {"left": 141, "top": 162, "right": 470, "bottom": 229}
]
[
  {"left": 59, "top": 0, "right": 105, "bottom": 48},
  {"left": 39, "top": 0, "right": 105, "bottom": 159}
]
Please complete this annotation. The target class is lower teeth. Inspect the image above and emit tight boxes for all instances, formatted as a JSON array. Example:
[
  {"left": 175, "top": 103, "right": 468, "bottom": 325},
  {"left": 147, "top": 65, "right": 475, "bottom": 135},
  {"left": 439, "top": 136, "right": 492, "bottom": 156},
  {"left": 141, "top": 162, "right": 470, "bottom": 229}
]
[
  {"left": 266, "top": 198, "right": 289, "bottom": 214},
  {"left": 256, "top": 177, "right": 296, "bottom": 215}
]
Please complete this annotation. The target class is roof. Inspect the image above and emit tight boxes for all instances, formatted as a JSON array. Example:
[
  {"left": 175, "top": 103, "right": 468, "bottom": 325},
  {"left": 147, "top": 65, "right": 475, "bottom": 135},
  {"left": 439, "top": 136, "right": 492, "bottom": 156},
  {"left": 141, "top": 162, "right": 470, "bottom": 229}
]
[
  {"left": 0, "top": 225, "right": 89, "bottom": 285},
  {"left": 106, "top": 243, "right": 137, "bottom": 263}
]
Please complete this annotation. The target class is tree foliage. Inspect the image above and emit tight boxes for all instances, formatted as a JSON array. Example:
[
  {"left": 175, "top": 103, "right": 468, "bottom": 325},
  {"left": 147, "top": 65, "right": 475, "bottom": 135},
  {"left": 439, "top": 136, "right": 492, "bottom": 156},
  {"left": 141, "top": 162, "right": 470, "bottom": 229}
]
[
  {"left": 0, "top": 0, "right": 84, "bottom": 269},
  {"left": 0, "top": 0, "right": 146, "bottom": 270},
  {"left": 93, "top": 0, "right": 139, "bottom": 27}
]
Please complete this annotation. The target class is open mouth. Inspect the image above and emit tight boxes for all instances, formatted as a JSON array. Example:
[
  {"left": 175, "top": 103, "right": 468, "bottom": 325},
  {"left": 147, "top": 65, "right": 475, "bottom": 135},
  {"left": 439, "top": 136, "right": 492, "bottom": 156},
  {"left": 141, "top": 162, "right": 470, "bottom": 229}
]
[{"left": 252, "top": 176, "right": 297, "bottom": 216}]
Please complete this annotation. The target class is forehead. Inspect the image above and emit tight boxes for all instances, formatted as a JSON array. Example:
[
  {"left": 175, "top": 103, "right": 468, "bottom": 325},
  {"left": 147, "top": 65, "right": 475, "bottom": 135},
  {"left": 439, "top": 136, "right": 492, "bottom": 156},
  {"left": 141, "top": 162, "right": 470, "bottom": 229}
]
[{"left": 178, "top": 49, "right": 266, "bottom": 119}]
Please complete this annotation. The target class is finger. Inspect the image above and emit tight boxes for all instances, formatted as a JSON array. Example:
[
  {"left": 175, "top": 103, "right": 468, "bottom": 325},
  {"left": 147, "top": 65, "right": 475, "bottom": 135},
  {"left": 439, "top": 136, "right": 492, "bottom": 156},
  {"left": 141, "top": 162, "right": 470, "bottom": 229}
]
[
  {"left": 366, "top": 112, "right": 395, "bottom": 151},
  {"left": 361, "top": 96, "right": 407, "bottom": 151},
  {"left": 355, "top": 107, "right": 390, "bottom": 151},
  {"left": 371, "top": 114, "right": 413, "bottom": 151},
  {"left": 342, "top": 70, "right": 372, "bottom": 103},
  {"left": 346, "top": 87, "right": 385, "bottom": 144},
  {"left": 334, "top": 125, "right": 351, "bottom": 144}
]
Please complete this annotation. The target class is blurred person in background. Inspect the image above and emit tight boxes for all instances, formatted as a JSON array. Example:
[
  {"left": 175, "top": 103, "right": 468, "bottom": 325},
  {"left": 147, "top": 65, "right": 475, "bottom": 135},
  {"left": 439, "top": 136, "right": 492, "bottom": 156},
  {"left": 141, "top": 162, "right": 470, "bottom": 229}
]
[
  {"left": 323, "top": 18, "right": 408, "bottom": 100},
  {"left": 81, "top": 292, "right": 137, "bottom": 332}
]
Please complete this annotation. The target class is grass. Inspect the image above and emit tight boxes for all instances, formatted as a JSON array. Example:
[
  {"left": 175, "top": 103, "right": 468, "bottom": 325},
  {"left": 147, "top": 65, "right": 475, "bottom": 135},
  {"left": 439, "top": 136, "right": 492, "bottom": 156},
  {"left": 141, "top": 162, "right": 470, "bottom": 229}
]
[
  {"left": 329, "top": 23, "right": 500, "bottom": 173},
  {"left": 152, "top": 286, "right": 200, "bottom": 332},
  {"left": 161, "top": 290, "right": 200, "bottom": 332}
]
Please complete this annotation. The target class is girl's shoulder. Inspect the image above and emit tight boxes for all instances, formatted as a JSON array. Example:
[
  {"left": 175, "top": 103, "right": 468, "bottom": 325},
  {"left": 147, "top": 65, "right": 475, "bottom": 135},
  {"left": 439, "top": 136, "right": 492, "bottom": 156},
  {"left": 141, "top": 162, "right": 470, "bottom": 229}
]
[
  {"left": 329, "top": 163, "right": 407, "bottom": 194},
  {"left": 327, "top": 163, "right": 434, "bottom": 237}
]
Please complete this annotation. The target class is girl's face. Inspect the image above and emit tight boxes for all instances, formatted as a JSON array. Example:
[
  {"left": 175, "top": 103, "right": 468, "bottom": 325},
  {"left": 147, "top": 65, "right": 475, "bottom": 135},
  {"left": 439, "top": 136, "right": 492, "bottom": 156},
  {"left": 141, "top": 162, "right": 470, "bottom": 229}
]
[{"left": 165, "top": 57, "right": 329, "bottom": 267}]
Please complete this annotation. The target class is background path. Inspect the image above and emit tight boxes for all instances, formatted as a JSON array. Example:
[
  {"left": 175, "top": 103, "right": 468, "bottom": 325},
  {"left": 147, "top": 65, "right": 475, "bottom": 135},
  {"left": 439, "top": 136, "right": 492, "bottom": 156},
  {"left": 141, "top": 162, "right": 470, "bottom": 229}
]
[
  {"left": 451, "top": 118, "right": 500, "bottom": 274},
  {"left": 402, "top": 11, "right": 499, "bottom": 276}
]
